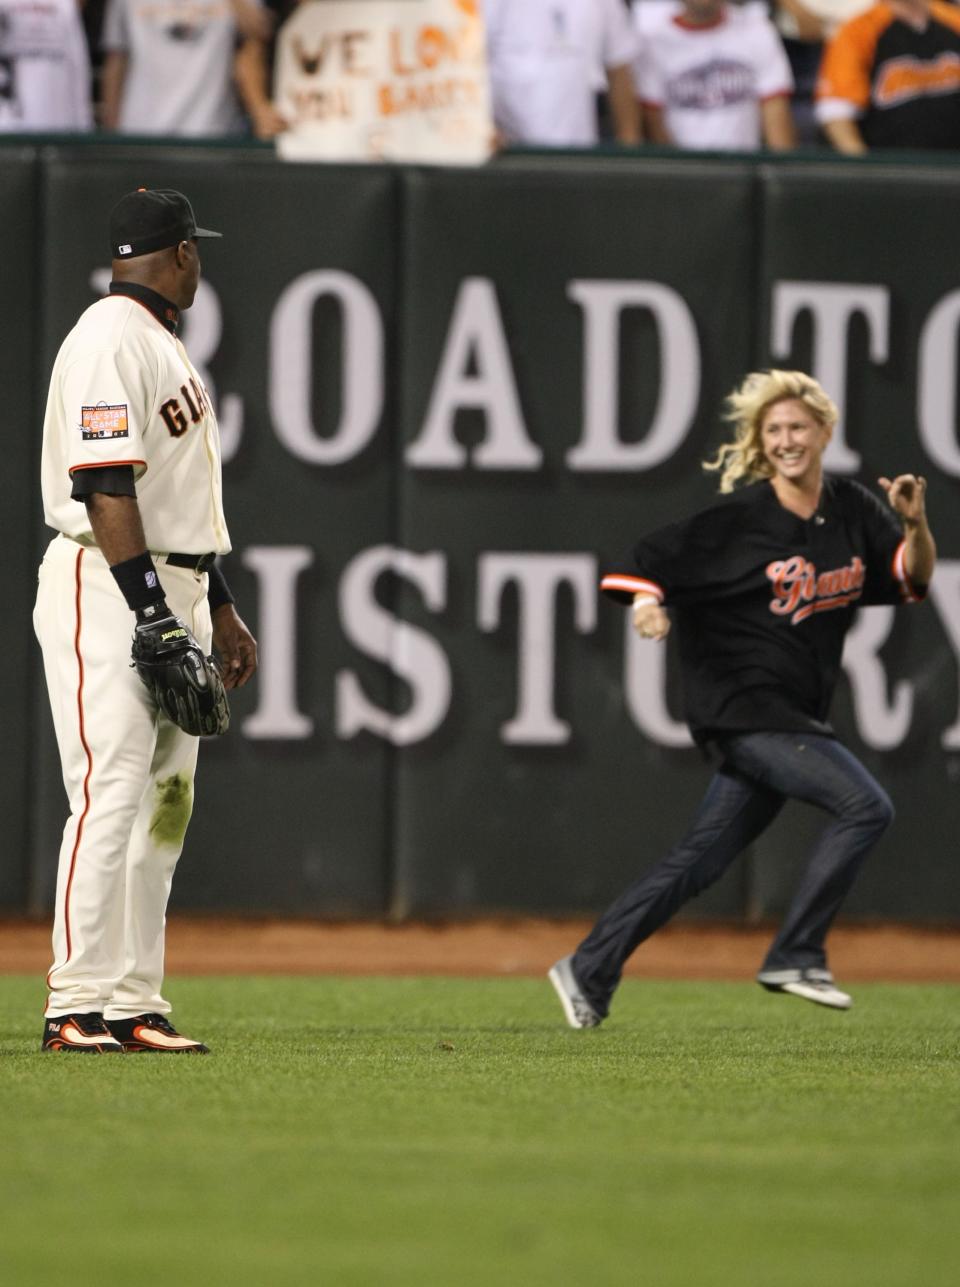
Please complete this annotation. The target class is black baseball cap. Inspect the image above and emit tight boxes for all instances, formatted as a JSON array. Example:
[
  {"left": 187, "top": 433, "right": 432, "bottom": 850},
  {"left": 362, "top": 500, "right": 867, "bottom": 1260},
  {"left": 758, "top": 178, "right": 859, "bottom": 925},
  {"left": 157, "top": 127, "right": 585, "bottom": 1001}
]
[{"left": 109, "top": 187, "right": 222, "bottom": 259}]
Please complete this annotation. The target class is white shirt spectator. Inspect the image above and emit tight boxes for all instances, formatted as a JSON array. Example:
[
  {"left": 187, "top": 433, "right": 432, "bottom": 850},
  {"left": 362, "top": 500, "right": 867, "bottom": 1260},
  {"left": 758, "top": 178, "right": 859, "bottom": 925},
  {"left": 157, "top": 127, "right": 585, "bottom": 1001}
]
[
  {"left": 0, "top": 0, "right": 93, "bottom": 131},
  {"left": 484, "top": 0, "right": 638, "bottom": 145},
  {"left": 636, "top": 2, "right": 794, "bottom": 150},
  {"left": 102, "top": 0, "right": 258, "bottom": 136}
]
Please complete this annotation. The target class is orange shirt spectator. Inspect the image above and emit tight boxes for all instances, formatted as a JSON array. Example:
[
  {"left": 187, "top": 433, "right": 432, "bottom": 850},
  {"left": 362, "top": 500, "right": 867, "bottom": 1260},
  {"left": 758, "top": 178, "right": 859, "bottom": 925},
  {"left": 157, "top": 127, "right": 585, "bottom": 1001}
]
[{"left": 817, "top": 0, "right": 960, "bottom": 150}]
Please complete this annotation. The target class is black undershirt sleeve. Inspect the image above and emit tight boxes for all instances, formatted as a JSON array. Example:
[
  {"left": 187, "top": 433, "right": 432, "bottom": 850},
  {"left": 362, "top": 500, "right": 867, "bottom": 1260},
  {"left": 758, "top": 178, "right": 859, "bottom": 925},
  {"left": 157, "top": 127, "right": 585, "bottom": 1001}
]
[
  {"left": 71, "top": 464, "right": 137, "bottom": 501},
  {"left": 207, "top": 563, "right": 235, "bottom": 612}
]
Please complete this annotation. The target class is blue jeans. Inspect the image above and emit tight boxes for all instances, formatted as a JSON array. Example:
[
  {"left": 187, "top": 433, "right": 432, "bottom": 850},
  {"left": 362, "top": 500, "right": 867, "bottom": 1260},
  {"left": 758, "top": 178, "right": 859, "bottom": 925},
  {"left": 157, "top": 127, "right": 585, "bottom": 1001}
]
[{"left": 573, "top": 732, "right": 894, "bottom": 1017}]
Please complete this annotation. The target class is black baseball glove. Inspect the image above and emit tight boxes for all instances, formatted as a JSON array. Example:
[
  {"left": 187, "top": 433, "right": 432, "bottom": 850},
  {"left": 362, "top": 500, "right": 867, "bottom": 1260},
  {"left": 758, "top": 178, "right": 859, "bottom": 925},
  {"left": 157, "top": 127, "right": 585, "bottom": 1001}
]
[{"left": 131, "top": 606, "right": 230, "bottom": 737}]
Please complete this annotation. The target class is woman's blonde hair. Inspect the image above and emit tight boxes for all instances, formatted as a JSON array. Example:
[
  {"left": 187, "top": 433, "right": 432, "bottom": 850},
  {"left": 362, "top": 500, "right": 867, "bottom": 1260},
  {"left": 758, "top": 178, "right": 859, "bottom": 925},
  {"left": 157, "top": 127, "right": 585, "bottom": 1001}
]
[{"left": 703, "top": 370, "right": 839, "bottom": 493}]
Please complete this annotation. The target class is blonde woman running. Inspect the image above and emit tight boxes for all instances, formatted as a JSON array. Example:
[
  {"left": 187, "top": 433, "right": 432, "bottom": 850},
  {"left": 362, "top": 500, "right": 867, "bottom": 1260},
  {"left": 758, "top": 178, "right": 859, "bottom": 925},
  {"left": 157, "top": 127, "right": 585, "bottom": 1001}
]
[{"left": 549, "top": 370, "right": 935, "bottom": 1027}]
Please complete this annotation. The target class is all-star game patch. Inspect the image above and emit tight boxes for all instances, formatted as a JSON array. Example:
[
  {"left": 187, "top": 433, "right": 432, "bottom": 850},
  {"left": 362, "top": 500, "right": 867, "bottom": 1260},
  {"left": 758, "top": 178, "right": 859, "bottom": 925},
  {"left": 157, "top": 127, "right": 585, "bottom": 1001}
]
[{"left": 81, "top": 403, "right": 129, "bottom": 440}]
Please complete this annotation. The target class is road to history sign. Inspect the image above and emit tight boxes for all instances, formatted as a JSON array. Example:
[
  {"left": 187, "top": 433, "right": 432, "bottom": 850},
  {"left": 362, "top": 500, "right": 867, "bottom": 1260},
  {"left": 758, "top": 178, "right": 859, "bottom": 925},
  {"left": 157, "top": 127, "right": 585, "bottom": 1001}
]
[{"left": 274, "top": 0, "right": 492, "bottom": 163}]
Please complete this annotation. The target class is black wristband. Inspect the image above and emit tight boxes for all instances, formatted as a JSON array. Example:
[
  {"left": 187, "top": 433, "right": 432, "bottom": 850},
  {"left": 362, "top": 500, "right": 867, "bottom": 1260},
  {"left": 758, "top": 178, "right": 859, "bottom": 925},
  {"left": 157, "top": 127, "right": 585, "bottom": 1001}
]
[
  {"left": 207, "top": 562, "right": 235, "bottom": 612},
  {"left": 110, "top": 551, "right": 166, "bottom": 612}
]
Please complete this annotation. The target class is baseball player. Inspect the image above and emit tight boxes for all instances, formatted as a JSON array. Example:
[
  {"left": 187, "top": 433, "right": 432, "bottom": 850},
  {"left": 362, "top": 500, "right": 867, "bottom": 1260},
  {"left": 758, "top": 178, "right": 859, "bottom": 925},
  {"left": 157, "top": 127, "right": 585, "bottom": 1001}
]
[
  {"left": 35, "top": 188, "right": 257, "bottom": 1053},
  {"left": 549, "top": 369, "right": 936, "bottom": 1028}
]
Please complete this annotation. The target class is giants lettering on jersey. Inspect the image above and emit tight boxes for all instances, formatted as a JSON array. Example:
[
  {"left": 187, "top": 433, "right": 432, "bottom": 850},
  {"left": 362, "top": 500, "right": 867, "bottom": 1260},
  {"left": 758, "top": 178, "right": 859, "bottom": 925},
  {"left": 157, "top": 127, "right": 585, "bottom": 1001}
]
[
  {"left": 874, "top": 53, "right": 960, "bottom": 109},
  {"left": 159, "top": 377, "right": 210, "bottom": 437},
  {"left": 766, "top": 555, "right": 865, "bottom": 625}
]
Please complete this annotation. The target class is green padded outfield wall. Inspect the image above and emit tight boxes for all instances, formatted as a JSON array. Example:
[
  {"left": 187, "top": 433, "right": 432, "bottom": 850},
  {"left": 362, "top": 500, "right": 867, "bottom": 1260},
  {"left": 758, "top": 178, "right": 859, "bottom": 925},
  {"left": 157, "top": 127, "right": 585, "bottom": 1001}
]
[
  {"left": 0, "top": 152, "right": 39, "bottom": 910},
  {"left": 392, "top": 161, "right": 758, "bottom": 917},
  {"left": 9, "top": 145, "right": 960, "bottom": 920}
]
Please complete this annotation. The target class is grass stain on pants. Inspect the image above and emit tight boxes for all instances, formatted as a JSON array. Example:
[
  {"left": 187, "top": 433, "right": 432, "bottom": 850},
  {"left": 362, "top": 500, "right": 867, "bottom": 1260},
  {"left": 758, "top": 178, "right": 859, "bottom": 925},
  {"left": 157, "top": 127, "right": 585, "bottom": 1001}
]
[{"left": 149, "top": 773, "right": 194, "bottom": 847}]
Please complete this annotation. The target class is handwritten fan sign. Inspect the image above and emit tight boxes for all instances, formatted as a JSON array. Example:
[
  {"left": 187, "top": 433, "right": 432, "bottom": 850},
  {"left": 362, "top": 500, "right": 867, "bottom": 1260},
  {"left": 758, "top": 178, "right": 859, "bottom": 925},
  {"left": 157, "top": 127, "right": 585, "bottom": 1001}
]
[{"left": 275, "top": 0, "right": 492, "bottom": 164}]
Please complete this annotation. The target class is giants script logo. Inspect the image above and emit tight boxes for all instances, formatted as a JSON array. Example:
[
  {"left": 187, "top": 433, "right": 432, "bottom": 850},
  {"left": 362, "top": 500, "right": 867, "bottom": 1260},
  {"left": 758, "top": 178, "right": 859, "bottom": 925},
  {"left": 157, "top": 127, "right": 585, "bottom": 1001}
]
[
  {"left": 875, "top": 53, "right": 960, "bottom": 109},
  {"left": 766, "top": 555, "right": 865, "bottom": 625}
]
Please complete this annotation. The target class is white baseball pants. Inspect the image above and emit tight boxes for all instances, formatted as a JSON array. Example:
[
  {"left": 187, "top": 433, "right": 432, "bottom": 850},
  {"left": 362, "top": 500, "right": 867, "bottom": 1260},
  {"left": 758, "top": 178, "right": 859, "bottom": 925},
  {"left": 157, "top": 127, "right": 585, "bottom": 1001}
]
[{"left": 34, "top": 534, "right": 212, "bottom": 1019}]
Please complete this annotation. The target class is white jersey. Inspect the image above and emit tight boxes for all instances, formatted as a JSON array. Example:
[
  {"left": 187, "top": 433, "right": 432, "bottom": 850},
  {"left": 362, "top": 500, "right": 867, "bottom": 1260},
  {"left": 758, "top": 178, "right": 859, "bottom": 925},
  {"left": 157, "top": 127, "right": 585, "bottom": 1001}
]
[
  {"left": 635, "top": 4, "right": 793, "bottom": 151},
  {"left": 41, "top": 292, "right": 230, "bottom": 555},
  {"left": 101, "top": 0, "right": 253, "bottom": 136},
  {"left": 0, "top": 0, "right": 93, "bottom": 131},
  {"left": 483, "top": 0, "right": 638, "bottom": 145}
]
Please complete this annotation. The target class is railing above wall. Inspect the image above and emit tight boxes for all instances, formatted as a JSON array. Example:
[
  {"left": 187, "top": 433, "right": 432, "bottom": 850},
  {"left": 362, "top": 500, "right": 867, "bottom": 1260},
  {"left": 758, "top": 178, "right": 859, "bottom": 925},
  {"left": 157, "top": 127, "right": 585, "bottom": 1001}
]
[{"left": 5, "top": 129, "right": 960, "bottom": 164}]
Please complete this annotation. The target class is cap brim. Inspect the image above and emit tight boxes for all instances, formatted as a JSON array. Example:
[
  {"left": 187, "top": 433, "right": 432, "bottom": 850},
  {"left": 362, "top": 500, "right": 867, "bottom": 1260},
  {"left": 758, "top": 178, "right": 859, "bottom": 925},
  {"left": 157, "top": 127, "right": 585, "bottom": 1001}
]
[{"left": 194, "top": 227, "right": 222, "bottom": 239}]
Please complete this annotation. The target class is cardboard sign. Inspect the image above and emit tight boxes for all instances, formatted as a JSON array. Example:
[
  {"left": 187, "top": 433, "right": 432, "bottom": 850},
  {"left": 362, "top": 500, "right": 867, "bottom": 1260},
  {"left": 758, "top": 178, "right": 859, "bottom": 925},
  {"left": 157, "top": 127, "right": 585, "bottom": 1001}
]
[{"left": 274, "top": 0, "right": 492, "bottom": 163}]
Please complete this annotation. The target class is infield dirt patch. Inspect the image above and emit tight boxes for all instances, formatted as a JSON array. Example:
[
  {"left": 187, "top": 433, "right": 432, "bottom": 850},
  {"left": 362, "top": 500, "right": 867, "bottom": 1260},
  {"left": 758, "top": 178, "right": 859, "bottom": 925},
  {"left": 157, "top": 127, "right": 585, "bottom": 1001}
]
[{"left": 1, "top": 918, "right": 958, "bottom": 981}]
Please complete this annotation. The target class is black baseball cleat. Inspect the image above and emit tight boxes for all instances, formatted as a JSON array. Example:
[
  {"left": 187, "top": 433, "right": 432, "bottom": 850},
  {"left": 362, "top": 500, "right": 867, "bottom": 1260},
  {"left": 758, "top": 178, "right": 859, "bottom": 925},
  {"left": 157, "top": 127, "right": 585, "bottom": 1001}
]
[
  {"left": 41, "top": 1012, "right": 125, "bottom": 1053},
  {"left": 105, "top": 1013, "right": 210, "bottom": 1053}
]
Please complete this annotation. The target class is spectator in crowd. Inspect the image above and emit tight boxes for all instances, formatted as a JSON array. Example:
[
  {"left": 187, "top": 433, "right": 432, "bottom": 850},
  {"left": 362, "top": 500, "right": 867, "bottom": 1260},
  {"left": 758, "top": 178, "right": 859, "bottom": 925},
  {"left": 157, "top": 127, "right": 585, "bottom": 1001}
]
[
  {"left": 771, "top": 0, "right": 873, "bottom": 141},
  {"left": 0, "top": 0, "right": 93, "bottom": 131},
  {"left": 816, "top": 0, "right": 960, "bottom": 151},
  {"left": 634, "top": 0, "right": 797, "bottom": 150},
  {"left": 232, "top": 0, "right": 295, "bottom": 139},
  {"left": 775, "top": 0, "right": 873, "bottom": 45},
  {"left": 100, "top": 0, "right": 273, "bottom": 136},
  {"left": 483, "top": 0, "right": 642, "bottom": 147}
]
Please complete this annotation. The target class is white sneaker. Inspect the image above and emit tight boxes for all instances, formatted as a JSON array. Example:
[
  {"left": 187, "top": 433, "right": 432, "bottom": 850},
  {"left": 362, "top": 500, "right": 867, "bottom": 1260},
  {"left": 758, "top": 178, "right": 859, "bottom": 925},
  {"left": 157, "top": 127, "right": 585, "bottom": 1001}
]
[
  {"left": 758, "top": 968, "right": 852, "bottom": 1011},
  {"left": 548, "top": 956, "right": 603, "bottom": 1029}
]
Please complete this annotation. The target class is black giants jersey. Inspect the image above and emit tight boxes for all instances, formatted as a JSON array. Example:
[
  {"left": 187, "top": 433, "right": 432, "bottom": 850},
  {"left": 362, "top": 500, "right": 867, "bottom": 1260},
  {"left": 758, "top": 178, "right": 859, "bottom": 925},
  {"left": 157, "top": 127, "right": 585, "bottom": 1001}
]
[
  {"left": 817, "top": 2, "right": 960, "bottom": 150},
  {"left": 601, "top": 477, "right": 923, "bottom": 745}
]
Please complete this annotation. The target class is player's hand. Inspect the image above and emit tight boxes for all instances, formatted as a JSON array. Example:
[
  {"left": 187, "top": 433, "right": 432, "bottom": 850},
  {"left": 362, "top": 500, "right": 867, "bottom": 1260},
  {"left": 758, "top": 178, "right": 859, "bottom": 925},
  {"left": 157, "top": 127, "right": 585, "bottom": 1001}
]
[
  {"left": 632, "top": 601, "right": 671, "bottom": 641},
  {"left": 212, "top": 604, "right": 258, "bottom": 690},
  {"left": 879, "top": 474, "right": 927, "bottom": 529},
  {"left": 131, "top": 607, "right": 230, "bottom": 737},
  {"left": 133, "top": 603, "right": 198, "bottom": 658}
]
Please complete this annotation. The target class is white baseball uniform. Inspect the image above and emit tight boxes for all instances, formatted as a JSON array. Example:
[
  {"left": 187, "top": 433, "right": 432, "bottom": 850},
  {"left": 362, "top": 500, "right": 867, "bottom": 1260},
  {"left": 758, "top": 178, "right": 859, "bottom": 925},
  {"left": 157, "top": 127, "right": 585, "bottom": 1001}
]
[{"left": 35, "top": 285, "right": 230, "bottom": 1020}]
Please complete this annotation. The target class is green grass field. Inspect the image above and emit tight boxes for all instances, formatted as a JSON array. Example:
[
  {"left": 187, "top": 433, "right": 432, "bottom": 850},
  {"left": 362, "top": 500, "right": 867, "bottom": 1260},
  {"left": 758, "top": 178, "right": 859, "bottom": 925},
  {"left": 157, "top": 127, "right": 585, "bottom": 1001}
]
[{"left": 1, "top": 976, "right": 958, "bottom": 1287}]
